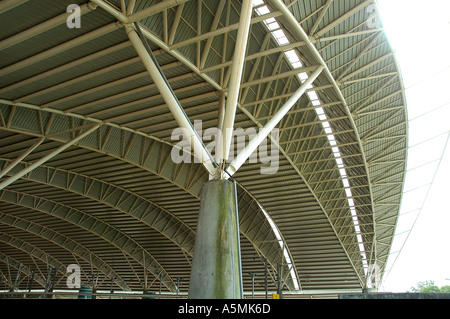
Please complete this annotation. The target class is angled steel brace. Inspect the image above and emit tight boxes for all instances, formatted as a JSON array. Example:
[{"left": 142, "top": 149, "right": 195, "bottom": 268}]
[
  {"left": 0, "top": 0, "right": 28, "bottom": 14},
  {"left": 0, "top": 232, "right": 67, "bottom": 281},
  {"left": 0, "top": 252, "right": 47, "bottom": 289},
  {"left": 221, "top": 0, "right": 253, "bottom": 165},
  {"left": 91, "top": 0, "right": 188, "bottom": 24},
  {"left": 125, "top": 22, "right": 217, "bottom": 176},
  {"left": 226, "top": 66, "right": 324, "bottom": 176},
  {"left": 0, "top": 211, "right": 130, "bottom": 291},
  {"left": 0, "top": 124, "right": 100, "bottom": 191},
  {"left": 0, "top": 137, "right": 44, "bottom": 179},
  {"left": 0, "top": 2, "right": 98, "bottom": 51},
  {"left": 0, "top": 188, "right": 176, "bottom": 292}
]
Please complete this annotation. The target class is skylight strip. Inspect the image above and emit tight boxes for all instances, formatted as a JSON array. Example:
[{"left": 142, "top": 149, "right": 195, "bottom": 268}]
[
  {"left": 251, "top": 0, "right": 369, "bottom": 287},
  {"left": 284, "top": 45, "right": 370, "bottom": 275},
  {"left": 255, "top": 4, "right": 270, "bottom": 16},
  {"left": 252, "top": 0, "right": 302, "bottom": 291}
]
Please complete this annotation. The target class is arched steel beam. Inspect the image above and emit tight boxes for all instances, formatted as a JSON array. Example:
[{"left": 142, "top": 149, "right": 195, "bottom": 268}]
[
  {"left": 0, "top": 104, "right": 296, "bottom": 289},
  {"left": 0, "top": 2, "right": 98, "bottom": 51},
  {"left": 0, "top": 124, "right": 100, "bottom": 191},
  {"left": 90, "top": 0, "right": 190, "bottom": 25},
  {"left": 0, "top": 157, "right": 294, "bottom": 290},
  {"left": 0, "top": 251, "right": 47, "bottom": 289},
  {"left": 0, "top": 2, "right": 408, "bottom": 292},
  {"left": 0, "top": 211, "right": 130, "bottom": 291},
  {"left": 0, "top": 22, "right": 121, "bottom": 77},
  {"left": 0, "top": 157, "right": 197, "bottom": 257},
  {"left": 255, "top": 0, "right": 378, "bottom": 284},
  {"left": 78, "top": 3, "right": 367, "bottom": 286},
  {"left": 0, "top": 188, "right": 177, "bottom": 292},
  {"left": 0, "top": 232, "right": 68, "bottom": 285},
  {"left": 268, "top": 0, "right": 407, "bottom": 280},
  {"left": 237, "top": 104, "right": 367, "bottom": 287},
  {"left": 0, "top": 0, "right": 28, "bottom": 14}
]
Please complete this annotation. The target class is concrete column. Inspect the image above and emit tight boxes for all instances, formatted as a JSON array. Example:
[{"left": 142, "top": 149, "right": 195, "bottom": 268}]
[{"left": 188, "top": 179, "right": 242, "bottom": 299}]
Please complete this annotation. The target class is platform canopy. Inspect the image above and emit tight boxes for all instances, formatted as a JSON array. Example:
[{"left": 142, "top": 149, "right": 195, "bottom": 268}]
[{"left": 0, "top": 0, "right": 407, "bottom": 298}]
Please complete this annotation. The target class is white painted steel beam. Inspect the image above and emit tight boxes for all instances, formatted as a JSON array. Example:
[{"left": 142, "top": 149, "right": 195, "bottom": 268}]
[
  {"left": 0, "top": 188, "right": 175, "bottom": 291},
  {"left": 91, "top": 0, "right": 188, "bottom": 24},
  {"left": 126, "top": 0, "right": 136, "bottom": 16},
  {"left": 309, "top": 0, "right": 334, "bottom": 36},
  {"left": 126, "top": 0, "right": 189, "bottom": 24},
  {"left": 0, "top": 232, "right": 67, "bottom": 278},
  {"left": 0, "top": 124, "right": 100, "bottom": 190},
  {"left": 221, "top": 0, "right": 253, "bottom": 164},
  {"left": 0, "top": 2, "right": 97, "bottom": 51},
  {"left": 0, "top": 211, "right": 130, "bottom": 291},
  {"left": 0, "top": 23, "right": 119, "bottom": 76},
  {"left": 0, "top": 137, "right": 44, "bottom": 179},
  {"left": 313, "top": 0, "right": 374, "bottom": 38},
  {"left": 199, "top": 0, "right": 226, "bottom": 69},
  {"left": 85, "top": 0, "right": 223, "bottom": 94},
  {"left": 90, "top": 0, "right": 127, "bottom": 23},
  {"left": 227, "top": 66, "right": 324, "bottom": 177},
  {"left": 218, "top": 91, "right": 226, "bottom": 131},
  {"left": 125, "top": 24, "right": 217, "bottom": 177},
  {"left": 0, "top": 252, "right": 47, "bottom": 289},
  {"left": 0, "top": 0, "right": 28, "bottom": 13}
]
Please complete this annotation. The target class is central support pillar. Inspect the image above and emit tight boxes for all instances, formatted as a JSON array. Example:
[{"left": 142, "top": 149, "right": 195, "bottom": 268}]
[{"left": 188, "top": 179, "right": 242, "bottom": 299}]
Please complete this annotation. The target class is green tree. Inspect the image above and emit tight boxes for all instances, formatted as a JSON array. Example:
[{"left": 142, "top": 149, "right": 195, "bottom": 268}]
[
  {"left": 410, "top": 280, "right": 450, "bottom": 293},
  {"left": 440, "top": 285, "right": 450, "bottom": 293}
]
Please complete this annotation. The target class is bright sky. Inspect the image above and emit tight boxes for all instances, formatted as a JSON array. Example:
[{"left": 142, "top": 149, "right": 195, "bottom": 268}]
[{"left": 375, "top": 0, "right": 450, "bottom": 292}]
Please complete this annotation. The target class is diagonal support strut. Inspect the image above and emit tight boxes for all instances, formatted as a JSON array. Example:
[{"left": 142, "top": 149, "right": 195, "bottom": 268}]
[
  {"left": 220, "top": 0, "right": 254, "bottom": 166},
  {"left": 0, "top": 137, "right": 44, "bottom": 179},
  {"left": 125, "top": 23, "right": 217, "bottom": 176},
  {"left": 226, "top": 66, "right": 324, "bottom": 177},
  {"left": 0, "top": 124, "right": 100, "bottom": 190}
]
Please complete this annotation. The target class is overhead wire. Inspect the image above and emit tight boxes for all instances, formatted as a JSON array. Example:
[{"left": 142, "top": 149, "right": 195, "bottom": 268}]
[{"left": 382, "top": 131, "right": 450, "bottom": 286}]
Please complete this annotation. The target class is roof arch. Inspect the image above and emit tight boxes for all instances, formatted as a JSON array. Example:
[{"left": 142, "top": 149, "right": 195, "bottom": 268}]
[
  {"left": 0, "top": 107, "right": 296, "bottom": 290},
  {"left": 0, "top": 0, "right": 408, "bottom": 297},
  {"left": 0, "top": 210, "right": 130, "bottom": 290},
  {"left": 0, "top": 251, "right": 48, "bottom": 289},
  {"left": 0, "top": 188, "right": 176, "bottom": 291}
]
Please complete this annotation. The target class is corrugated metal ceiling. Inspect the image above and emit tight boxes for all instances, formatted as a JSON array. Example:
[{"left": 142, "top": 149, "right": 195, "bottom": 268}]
[{"left": 0, "top": 0, "right": 407, "bottom": 298}]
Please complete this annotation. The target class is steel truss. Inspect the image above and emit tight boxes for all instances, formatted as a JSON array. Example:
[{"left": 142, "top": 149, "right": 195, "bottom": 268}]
[{"left": 0, "top": 0, "right": 408, "bottom": 295}]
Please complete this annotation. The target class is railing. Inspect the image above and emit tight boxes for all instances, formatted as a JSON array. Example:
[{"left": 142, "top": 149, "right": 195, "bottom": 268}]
[{"left": 0, "top": 290, "right": 187, "bottom": 299}]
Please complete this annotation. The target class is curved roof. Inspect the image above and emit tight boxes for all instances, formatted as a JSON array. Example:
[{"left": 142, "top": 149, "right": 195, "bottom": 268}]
[{"left": 0, "top": 0, "right": 407, "bottom": 298}]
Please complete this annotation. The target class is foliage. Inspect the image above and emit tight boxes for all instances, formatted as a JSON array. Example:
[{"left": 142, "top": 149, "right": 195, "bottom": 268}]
[{"left": 409, "top": 280, "right": 450, "bottom": 293}]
